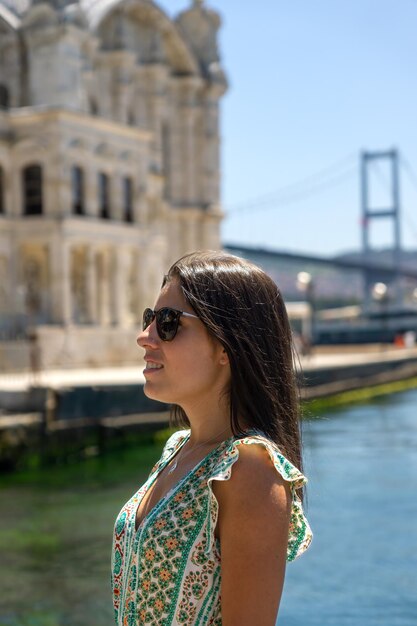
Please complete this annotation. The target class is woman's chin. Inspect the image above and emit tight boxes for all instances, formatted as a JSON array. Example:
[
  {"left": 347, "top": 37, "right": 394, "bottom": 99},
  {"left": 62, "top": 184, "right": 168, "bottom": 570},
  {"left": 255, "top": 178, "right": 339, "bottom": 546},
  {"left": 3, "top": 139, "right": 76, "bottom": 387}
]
[
  {"left": 143, "top": 381, "right": 171, "bottom": 405},
  {"left": 143, "top": 382, "right": 159, "bottom": 401}
]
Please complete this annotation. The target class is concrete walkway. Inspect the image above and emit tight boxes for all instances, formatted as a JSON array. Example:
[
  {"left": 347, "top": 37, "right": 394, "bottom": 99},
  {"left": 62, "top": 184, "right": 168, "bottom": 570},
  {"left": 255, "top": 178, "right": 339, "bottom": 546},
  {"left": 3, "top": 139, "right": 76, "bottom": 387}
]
[
  {"left": 0, "top": 365, "right": 146, "bottom": 391},
  {"left": 1, "top": 346, "right": 417, "bottom": 392},
  {"left": 301, "top": 346, "right": 417, "bottom": 370}
]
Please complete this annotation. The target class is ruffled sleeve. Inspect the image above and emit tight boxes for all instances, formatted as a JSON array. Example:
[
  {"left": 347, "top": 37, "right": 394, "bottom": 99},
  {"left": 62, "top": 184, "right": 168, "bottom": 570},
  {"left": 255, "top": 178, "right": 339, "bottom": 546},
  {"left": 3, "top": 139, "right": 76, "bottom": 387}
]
[{"left": 205, "top": 432, "right": 312, "bottom": 562}]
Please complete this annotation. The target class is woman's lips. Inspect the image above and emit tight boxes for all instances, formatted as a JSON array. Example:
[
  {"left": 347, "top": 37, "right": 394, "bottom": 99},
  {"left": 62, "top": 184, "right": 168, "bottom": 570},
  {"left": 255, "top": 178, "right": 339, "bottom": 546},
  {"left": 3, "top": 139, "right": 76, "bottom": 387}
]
[{"left": 144, "top": 361, "right": 164, "bottom": 374}]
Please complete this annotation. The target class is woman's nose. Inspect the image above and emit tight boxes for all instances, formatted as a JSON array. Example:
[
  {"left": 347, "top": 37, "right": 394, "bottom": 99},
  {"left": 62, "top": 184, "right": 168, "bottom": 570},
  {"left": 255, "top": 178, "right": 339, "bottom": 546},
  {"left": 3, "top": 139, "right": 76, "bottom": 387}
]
[{"left": 137, "top": 321, "right": 158, "bottom": 348}]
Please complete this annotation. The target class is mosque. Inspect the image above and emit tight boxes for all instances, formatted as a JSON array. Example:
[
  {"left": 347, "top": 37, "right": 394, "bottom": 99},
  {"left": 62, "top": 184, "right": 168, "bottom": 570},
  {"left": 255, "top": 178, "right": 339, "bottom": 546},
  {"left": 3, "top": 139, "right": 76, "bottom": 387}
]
[{"left": 0, "top": 0, "right": 227, "bottom": 369}]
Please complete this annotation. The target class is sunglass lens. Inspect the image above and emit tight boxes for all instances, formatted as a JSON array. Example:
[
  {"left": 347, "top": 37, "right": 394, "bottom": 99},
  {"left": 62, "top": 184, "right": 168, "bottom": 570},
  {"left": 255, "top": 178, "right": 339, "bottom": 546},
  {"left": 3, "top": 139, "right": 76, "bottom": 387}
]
[
  {"left": 143, "top": 308, "right": 154, "bottom": 331},
  {"left": 157, "top": 308, "right": 180, "bottom": 341}
]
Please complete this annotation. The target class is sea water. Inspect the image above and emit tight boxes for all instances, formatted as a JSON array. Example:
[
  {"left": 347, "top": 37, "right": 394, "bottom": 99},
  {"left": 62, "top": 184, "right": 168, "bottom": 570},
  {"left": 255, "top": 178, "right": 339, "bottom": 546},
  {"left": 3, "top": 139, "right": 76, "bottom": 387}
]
[
  {"left": 1, "top": 389, "right": 416, "bottom": 626},
  {"left": 279, "top": 388, "right": 417, "bottom": 626}
]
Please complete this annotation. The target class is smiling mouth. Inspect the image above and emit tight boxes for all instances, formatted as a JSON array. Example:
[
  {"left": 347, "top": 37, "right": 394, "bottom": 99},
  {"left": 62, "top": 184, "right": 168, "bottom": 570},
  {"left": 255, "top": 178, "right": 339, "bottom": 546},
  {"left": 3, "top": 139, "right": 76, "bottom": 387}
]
[{"left": 145, "top": 363, "right": 164, "bottom": 371}]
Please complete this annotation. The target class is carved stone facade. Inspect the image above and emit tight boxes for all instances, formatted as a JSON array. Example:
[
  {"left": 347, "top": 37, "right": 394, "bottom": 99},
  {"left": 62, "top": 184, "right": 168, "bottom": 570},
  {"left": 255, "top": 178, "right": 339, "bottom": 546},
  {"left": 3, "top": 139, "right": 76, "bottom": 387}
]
[{"left": 0, "top": 0, "right": 227, "bottom": 369}]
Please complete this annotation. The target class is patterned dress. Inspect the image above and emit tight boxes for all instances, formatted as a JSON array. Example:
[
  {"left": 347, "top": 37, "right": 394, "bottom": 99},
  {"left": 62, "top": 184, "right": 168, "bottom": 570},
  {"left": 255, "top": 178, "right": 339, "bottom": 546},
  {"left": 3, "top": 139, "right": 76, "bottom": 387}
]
[{"left": 111, "top": 428, "right": 312, "bottom": 626}]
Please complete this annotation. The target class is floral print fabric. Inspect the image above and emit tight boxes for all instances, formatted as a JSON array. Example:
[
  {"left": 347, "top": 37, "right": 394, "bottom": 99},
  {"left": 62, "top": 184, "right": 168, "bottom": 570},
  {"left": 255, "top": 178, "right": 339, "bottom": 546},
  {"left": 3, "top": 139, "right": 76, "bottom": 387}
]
[{"left": 111, "top": 428, "right": 312, "bottom": 626}]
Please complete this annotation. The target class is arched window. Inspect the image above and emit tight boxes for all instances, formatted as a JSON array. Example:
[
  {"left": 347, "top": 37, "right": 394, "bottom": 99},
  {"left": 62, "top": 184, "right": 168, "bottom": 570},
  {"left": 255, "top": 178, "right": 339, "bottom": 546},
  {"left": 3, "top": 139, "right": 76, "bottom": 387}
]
[
  {"left": 23, "top": 165, "right": 43, "bottom": 215},
  {"left": 0, "top": 85, "right": 9, "bottom": 110},
  {"left": 72, "top": 166, "right": 85, "bottom": 215},
  {"left": 89, "top": 98, "right": 98, "bottom": 116},
  {"left": 123, "top": 177, "right": 133, "bottom": 223},
  {"left": 0, "top": 166, "right": 4, "bottom": 214},
  {"left": 98, "top": 172, "right": 110, "bottom": 219}
]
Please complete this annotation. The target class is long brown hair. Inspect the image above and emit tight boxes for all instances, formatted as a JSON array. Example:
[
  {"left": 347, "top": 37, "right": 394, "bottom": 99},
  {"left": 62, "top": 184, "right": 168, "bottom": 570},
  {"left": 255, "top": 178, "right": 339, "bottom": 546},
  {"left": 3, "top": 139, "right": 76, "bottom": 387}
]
[{"left": 163, "top": 250, "right": 304, "bottom": 480}]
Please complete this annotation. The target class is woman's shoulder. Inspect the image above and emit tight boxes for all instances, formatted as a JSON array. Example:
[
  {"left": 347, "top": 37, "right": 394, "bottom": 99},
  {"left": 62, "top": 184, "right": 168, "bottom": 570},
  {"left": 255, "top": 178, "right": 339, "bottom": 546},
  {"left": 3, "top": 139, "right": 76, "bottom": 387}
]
[
  {"left": 229, "top": 429, "right": 307, "bottom": 489},
  {"left": 208, "top": 428, "right": 312, "bottom": 561},
  {"left": 214, "top": 435, "right": 292, "bottom": 517}
]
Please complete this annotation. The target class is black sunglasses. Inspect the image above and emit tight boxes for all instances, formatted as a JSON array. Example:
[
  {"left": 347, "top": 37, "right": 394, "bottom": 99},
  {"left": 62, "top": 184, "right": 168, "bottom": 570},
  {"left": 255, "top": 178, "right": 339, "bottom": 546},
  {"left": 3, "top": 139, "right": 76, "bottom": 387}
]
[{"left": 142, "top": 307, "right": 199, "bottom": 341}]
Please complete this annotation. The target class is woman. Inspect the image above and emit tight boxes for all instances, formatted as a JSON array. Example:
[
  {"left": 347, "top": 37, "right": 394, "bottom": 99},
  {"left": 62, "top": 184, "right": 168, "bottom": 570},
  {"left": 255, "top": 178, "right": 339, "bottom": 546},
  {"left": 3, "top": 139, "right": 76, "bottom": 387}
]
[{"left": 111, "top": 251, "right": 312, "bottom": 626}]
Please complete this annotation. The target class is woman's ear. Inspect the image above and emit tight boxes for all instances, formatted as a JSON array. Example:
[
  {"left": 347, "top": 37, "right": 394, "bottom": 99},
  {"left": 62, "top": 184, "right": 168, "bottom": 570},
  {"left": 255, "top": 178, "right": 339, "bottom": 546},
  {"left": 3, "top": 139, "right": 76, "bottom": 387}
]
[{"left": 219, "top": 348, "right": 229, "bottom": 366}]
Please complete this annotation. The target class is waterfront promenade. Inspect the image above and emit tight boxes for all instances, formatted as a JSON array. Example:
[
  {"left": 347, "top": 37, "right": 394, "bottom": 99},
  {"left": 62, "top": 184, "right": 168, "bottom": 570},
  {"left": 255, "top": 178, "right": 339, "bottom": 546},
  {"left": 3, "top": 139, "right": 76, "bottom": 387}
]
[
  {"left": 1, "top": 345, "right": 417, "bottom": 393},
  {"left": 2, "top": 343, "right": 417, "bottom": 474}
]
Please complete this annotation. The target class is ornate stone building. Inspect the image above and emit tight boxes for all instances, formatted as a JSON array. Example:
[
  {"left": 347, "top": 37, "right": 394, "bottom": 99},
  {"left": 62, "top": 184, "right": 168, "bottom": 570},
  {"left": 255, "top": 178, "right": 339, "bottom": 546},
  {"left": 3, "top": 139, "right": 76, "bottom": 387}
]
[{"left": 0, "top": 0, "right": 227, "bottom": 369}]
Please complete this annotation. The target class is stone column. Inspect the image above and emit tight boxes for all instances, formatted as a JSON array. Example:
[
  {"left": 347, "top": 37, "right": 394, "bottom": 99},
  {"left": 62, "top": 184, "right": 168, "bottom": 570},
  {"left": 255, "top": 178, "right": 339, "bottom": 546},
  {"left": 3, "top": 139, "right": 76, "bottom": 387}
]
[
  {"left": 86, "top": 166, "right": 99, "bottom": 218},
  {"left": 165, "top": 215, "right": 182, "bottom": 268},
  {"left": 0, "top": 253, "right": 9, "bottom": 314},
  {"left": 169, "top": 76, "right": 203, "bottom": 206},
  {"left": 96, "top": 50, "right": 136, "bottom": 123},
  {"left": 103, "top": 251, "right": 112, "bottom": 326},
  {"left": 112, "top": 247, "right": 130, "bottom": 327},
  {"left": 111, "top": 174, "right": 123, "bottom": 221},
  {"left": 86, "top": 246, "right": 97, "bottom": 324},
  {"left": 133, "top": 179, "right": 145, "bottom": 224},
  {"left": 184, "top": 108, "right": 197, "bottom": 203},
  {"left": 133, "top": 67, "right": 147, "bottom": 128},
  {"left": 63, "top": 242, "right": 72, "bottom": 325},
  {"left": 9, "top": 246, "right": 21, "bottom": 316},
  {"left": 145, "top": 235, "right": 166, "bottom": 306},
  {"left": 97, "top": 250, "right": 111, "bottom": 326},
  {"left": 142, "top": 64, "right": 169, "bottom": 173},
  {"left": 203, "top": 88, "right": 223, "bottom": 206},
  {"left": 49, "top": 240, "right": 71, "bottom": 325},
  {"left": 52, "top": 153, "right": 70, "bottom": 218},
  {"left": 200, "top": 205, "right": 223, "bottom": 250},
  {"left": 181, "top": 210, "right": 199, "bottom": 253},
  {"left": 136, "top": 248, "right": 148, "bottom": 320}
]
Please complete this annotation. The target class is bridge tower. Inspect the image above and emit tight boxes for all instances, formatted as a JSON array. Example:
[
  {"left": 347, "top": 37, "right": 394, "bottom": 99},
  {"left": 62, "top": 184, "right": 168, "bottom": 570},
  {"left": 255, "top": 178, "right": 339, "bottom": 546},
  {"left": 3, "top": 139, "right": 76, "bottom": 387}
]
[{"left": 361, "top": 149, "right": 402, "bottom": 305}]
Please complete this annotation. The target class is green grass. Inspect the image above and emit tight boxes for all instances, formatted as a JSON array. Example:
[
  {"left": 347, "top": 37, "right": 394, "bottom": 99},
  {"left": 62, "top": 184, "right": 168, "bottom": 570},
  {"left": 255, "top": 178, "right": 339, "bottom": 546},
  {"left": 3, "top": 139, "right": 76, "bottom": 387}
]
[
  {"left": 0, "top": 528, "right": 60, "bottom": 557},
  {"left": 303, "top": 375, "right": 417, "bottom": 415},
  {"left": 0, "top": 427, "right": 178, "bottom": 489},
  {"left": 0, "top": 611, "right": 63, "bottom": 626}
]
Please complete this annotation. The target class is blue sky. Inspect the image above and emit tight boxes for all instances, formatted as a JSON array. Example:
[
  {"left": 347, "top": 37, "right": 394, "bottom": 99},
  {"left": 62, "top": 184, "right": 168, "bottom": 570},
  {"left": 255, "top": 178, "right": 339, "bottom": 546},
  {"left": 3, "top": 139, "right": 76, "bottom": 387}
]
[{"left": 159, "top": 0, "right": 417, "bottom": 257}]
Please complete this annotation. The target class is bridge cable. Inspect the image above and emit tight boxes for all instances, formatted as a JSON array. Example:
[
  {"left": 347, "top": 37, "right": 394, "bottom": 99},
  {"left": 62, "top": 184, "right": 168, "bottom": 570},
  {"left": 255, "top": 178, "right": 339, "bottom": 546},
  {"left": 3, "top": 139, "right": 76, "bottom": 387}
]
[{"left": 225, "top": 153, "right": 357, "bottom": 216}]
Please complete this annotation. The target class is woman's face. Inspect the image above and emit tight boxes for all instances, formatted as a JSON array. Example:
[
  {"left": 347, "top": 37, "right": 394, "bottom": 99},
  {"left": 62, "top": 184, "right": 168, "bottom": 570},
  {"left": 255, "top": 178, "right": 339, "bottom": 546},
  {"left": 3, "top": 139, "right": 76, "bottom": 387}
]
[{"left": 137, "top": 279, "right": 230, "bottom": 410}]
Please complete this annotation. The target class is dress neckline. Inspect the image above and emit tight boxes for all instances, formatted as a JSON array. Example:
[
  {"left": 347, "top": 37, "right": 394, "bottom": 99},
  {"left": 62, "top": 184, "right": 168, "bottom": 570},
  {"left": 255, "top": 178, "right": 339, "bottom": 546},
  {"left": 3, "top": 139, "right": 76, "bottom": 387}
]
[
  {"left": 134, "top": 431, "right": 231, "bottom": 533},
  {"left": 134, "top": 427, "right": 265, "bottom": 533}
]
